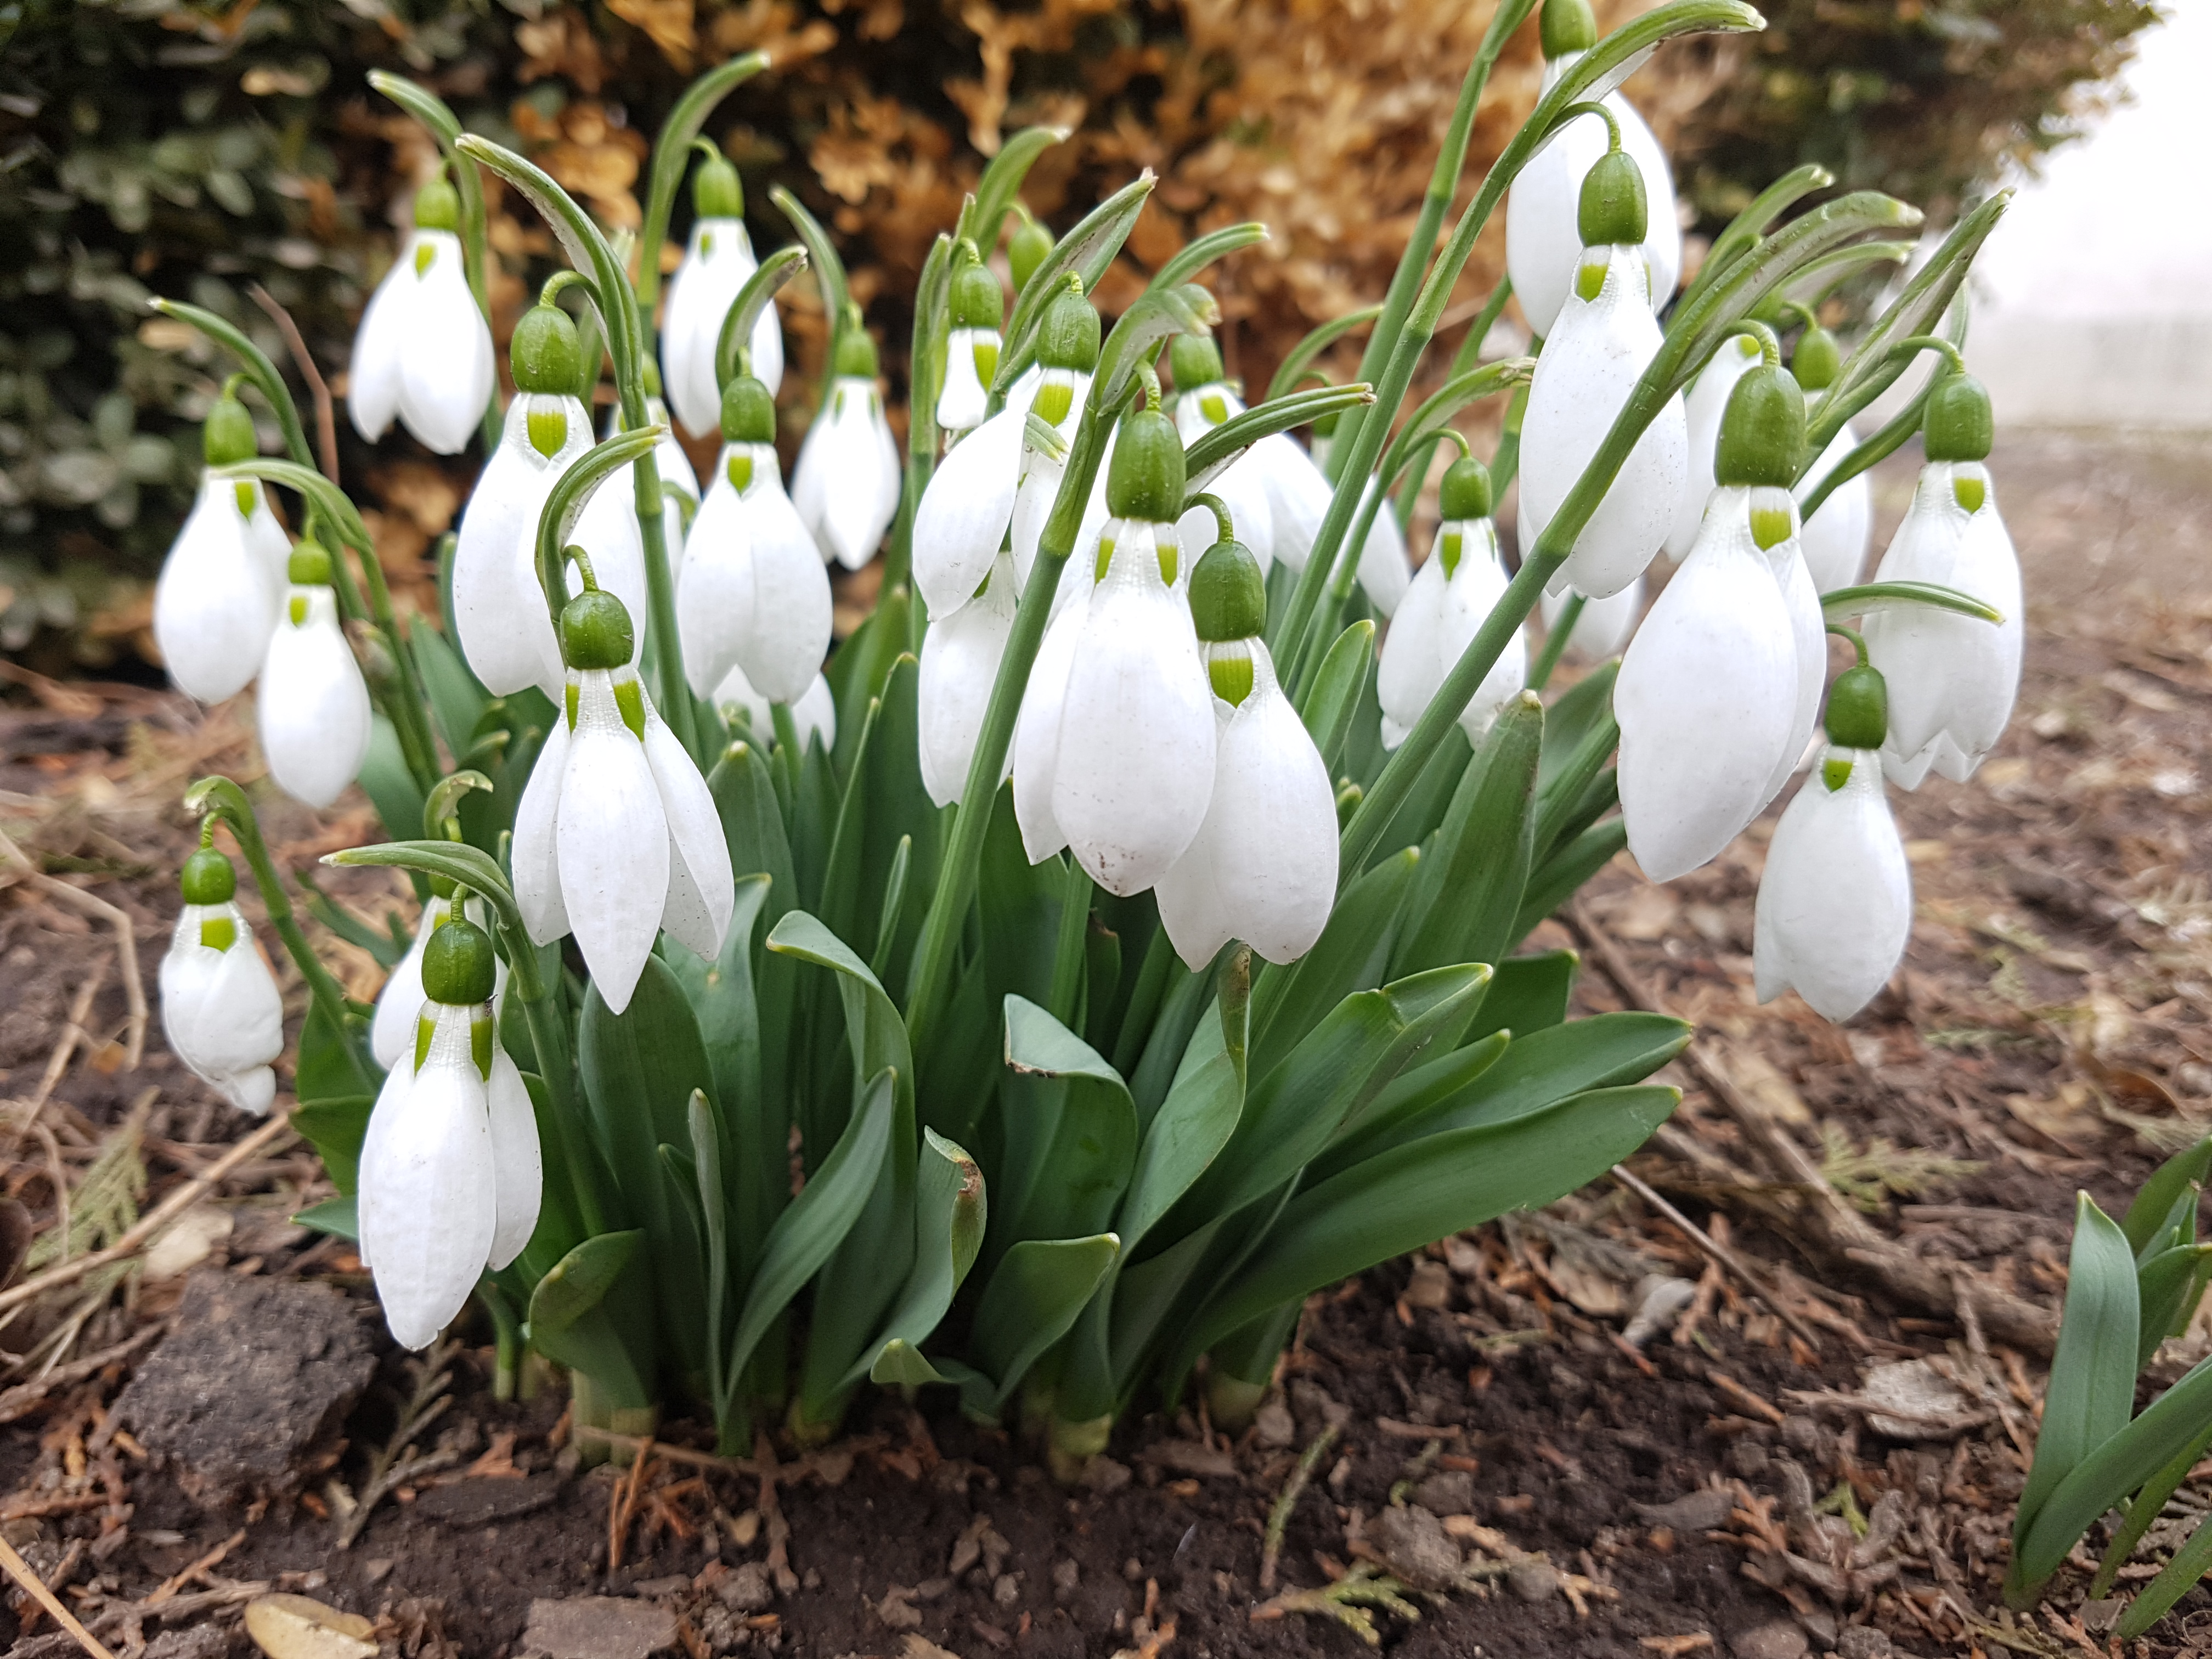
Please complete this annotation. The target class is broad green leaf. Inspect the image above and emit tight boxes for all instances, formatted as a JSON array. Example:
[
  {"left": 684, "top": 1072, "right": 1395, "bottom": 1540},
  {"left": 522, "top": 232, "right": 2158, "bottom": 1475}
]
[
  {"left": 2123, "top": 1135, "right": 2212, "bottom": 1260},
  {"left": 1393, "top": 690, "right": 1543, "bottom": 978},
  {"left": 527, "top": 1231, "right": 655, "bottom": 1409},
  {"left": 848, "top": 1130, "right": 987, "bottom": 1388},
  {"left": 1248, "top": 847, "right": 1418, "bottom": 1079},
  {"left": 2016, "top": 1195, "right": 2142, "bottom": 1546},
  {"left": 964, "top": 1233, "right": 1121, "bottom": 1416},
  {"left": 1118, "top": 1003, "right": 1244, "bottom": 1251},
  {"left": 1532, "top": 710, "right": 1619, "bottom": 863},
  {"left": 2135, "top": 1244, "right": 2212, "bottom": 1372},
  {"left": 296, "top": 996, "right": 382, "bottom": 1106},
  {"left": 667, "top": 879, "right": 781, "bottom": 1273},
  {"left": 1318, "top": 1030, "right": 1509, "bottom": 1176},
  {"left": 707, "top": 740, "right": 800, "bottom": 1121},
  {"left": 813, "top": 685, "right": 882, "bottom": 952},
  {"left": 2117, "top": 1509, "right": 2212, "bottom": 1640},
  {"left": 686, "top": 1090, "right": 735, "bottom": 1425},
  {"left": 410, "top": 620, "right": 492, "bottom": 774},
  {"left": 1463, "top": 950, "right": 1579, "bottom": 1045},
  {"left": 978, "top": 784, "right": 1064, "bottom": 1014},
  {"left": 853, "top": 657, "right": 942, "bottom": 1007},
  {"left": 1533, "top": 661, "right": 1617, "bottom": 793},
  {"left": 1160, "top": 1085, "right": 1678, "bottom": 1386},
  {"left": 290, "top": 1095, "right": 375, "bottom": 1195},
  {"left": 996, "top": 998, "right": 1139, "bottom": 1250},
  {"left": 1513, "top": 817, "right": 1627, "bottom": 944},
  {"left": 1363, "top": 722, "right": 1472, "bottom": 871},
  {"left": 726, "top": 1068, "right": 899, "bottom": 1385},
  {"left": 291, "top": 1194, "right": 358, "bottom": 1240},
  {"left": 1295, "top": 620, "right": 1376, "bottom": 776}
]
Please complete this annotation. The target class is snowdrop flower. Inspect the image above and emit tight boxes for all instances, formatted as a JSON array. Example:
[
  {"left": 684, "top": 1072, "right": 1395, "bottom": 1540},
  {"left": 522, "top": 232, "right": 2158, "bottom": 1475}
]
[
  {"left": 453, "top": 296, "right": 649, "bottom": 699},
  {"left": 792, "top": 305, "right": 901, "bottom": 569},
  {"left": 916, "top": 278, "right": 1093, "bottom": 618},
  {"left": 1521, "top": 128, "right": 1688, "bottom": 602},
  {"left": 1157, "top": 532, "right": 1336, "bottom": 967},
  {"left": 1008, "top": 207, "right": 1054, "bottom": 297},
  {"left": 1788, "top": 320, "right": 1874, "bottom": 592},
  {"left": 370, "top": 884, "right": 506, "bottom": 1071},
  {"left": 679, "top": 374, "right": 831, "bottom": 706},
  {"left": 358, "top": 916, "right": 540, "bottom": 1350},
  {"left": 1537, "top": 578, "right": 1643, "bottom": 662},
  {"left": 919, "top": 549, "right": 1019, "bottom": 806},
  {"left": 715, "top": 664, "right": 837, "bottom": 753},
  {"left": 595, "top": 364, "right": 696, "bottom": 573},
  {"left": 154, "top": 383, "right": 286, "bottom": 703},
  {"left": 938, "top": 240, "right": 1005, "bottom": 436},
  {"left": 1754, "top": 657, "right": 1912, "bottom": 1020},
  {"left": 513, "top": 583, "right": 735, "bottom": 1013},
  {"left": 348, "top": 174, "right": 495, "bottom": 455},
  {"left": 662, "top": 140, "right": 784, "bottom": 441},
  {"left": 1378, "top": 455, "right": 1525, "bottom": 747},
  {"left": 160, "top": 840, "right": 283, "bottom": 1116},
  {"left": 1663, "top": 332, "right": 1762, "bottom": 560},
  {"left": 1505, "top": 0, "right": 1681, "bottom": 340},
  {"left": 1169, "top": 334, "right": 1273, "bottom": 574},
  {"left": 258, "top": 542, "right": 371, "bottom": 808},
  {"left": 1862, "top": 370, "right": 2021, "bottom": 788},
  {"left": 1021, "top": 402, "right": 1215, "bottom": 890},
  {"left": 1615, "top": 364, "right": 1807, "bottom": 882}
]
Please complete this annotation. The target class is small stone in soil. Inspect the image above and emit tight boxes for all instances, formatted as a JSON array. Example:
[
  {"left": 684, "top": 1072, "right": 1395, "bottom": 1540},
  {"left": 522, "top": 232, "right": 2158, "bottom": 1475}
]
[
  {"left": 1506, "top": 1560, "right": 1559, "bottom": 1602},
  {"left": 520, "top": 1596, "right": 679, "bottom": 1659},
  {"left": 412, "top": 1473, "right": 562, "bottom": 1528},
  {"left": 1082, "top": 1454, "right": 1132, "bottom": 1494},
  {"left": 1635, "top": 1488, "right": 1739, "bottom": 1533},
  {"left": 1252, "top": 1398, "right": 1296, "bottom": 1448},
  {"left": 1051, "top": 1559, "right": 1080, "bottom": 1597},
  {"left": 992, "top": 1572, "right": 1021, "bottom": 1606},
  {"left": 1403, "top": 1259, "right": 1454, "bottom": 1310},
  {"left": 148, "top": 1628, "right": 238, "bottom": 1659},
  {"left": 1835, "top": 1628, "right": 1893, "bottom": 1659},
  {"left": 1412, "top": 1470, "right": 1476, "bottom": 1515},
  {"left": 1731, "top": 1622, "right": 1811, "bottom": 1659},
  {"left": 717, "top": 1561, "right": 775, "bottom": 1612},
  {"left": 1366, "top": 1505, "right": 1462, "bottom": 1592}
]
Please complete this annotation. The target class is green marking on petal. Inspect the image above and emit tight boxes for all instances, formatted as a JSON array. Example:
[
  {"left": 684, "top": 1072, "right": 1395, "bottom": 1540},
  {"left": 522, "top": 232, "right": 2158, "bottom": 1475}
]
[
  {"left": 1200, "top": 393, "right": 1228, "bottom": 425},
  {"left": 414, "top": 1013, "right": 436, "bottom": 1073},
  {"left": 199, "top": 915, "right": 236, "bottom": 953},
  {"left": 1953, "top": 475, "right": 1985, "bottom": 515},
  {"left": 472, "top": 1011, "right": 494, "bottom": 1080},
  {"left": 1208, "top": 653, "right": 1254, "bottom": 707},
  {"left": 727, "top": 451, "right": 754, "bottom": 493},
  {"left": 234, "top": 481, "right": 257, "bottom": 517},
  {"left": 528, "top": 407, "right": 569, "bottom": 460},
  {"left": 1822, "top": 756, "right": 1853, "bottom": 792},
  {"left": 414, "top": 240, "right": 436, "bottom": 278},
  {"left": 614, "top": 676, "right": 647, "bottom": 741},
  {"left": 700, "top": 230, "right": 715, "bottom": 257},
  {"left": 1157, "top": 532, "right": 1178, "bottom": 587},
  {"left": 1094, "top": 534, "right": 1115, "bottom": 584},
  {"left": 1035, "top": 381, "right": 1072, "bottom": 427},
  {"left": 1440, "top": 530, "right": 1463, "bottom": 580},
  {"left": 564, "top": 681, "right": 579, "bottom": 730},
  {"left": 288, "top": 595, "right": 307, "bottom": 627},
  {"left": 1750, "top": 505, "right": 1794, "bottom": 550},
  {"left": 974, "top": 339, "right": 1000, "bottom": 386},
  {"left": 833, "top": 388, "right": 848, "bottom": 419},
  {"left": 1575, "top": 258, "right": 1607, "bottom": 303}
]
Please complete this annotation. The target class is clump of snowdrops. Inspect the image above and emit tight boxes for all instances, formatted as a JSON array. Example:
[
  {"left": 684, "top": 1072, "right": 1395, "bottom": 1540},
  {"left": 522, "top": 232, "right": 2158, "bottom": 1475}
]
[{"left": 149, "top": 0, "right": 2018, "bottom": 1462}]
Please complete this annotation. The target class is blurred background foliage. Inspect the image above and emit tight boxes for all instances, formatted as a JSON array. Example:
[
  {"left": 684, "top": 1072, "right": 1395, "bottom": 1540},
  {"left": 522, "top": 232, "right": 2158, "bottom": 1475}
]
[{"left": 0, "top": 0, "right": 2158, "bottom": 675}]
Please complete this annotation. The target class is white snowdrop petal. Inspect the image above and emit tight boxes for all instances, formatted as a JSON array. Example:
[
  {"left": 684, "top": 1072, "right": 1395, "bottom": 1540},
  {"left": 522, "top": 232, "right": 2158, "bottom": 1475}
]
[
  {"left": 453, "top": 397, "right": 590, "bottom": 696},
  {"left": 1206, "top": 651, "right": 1338, "bottom": 963},
  {"left": 663, "top": 219, "right": 760, "bottom": 439},
  {"left": 513, "top": 716, "right": 571, "bottom": 947},
  {"left": 1012, "top": 594, "right": 1088, "bottom": 864},
  {"left": 937, "top": 326, "right": 994, "bottom": 433},
  {"left": 245, "top": 493, "right": 292, "bottom": 595},
  {"left": 1153, "top": 709, "right": 1236, "bottom": 972},
  {"left": 1796, "top": 420, "right": 1873, "bottom": 592},
  {"left": 1375, "top": 555, "right": 1448, "bottom": 744},
  {"left": 370, "top": 901, "right": 441, "bottom": 1071},
  {"left": 155, "top": 478, "right": 279, "bottom": 704},
  {"left": 1615, "top": 488, "right": 1798, "bottom": 882},
  {"left": 558, "top": 679, "right": 671, "bottom": 1013},
  {"left": 396, "top": 233, "right": 495, "bottom": 454},
  {"left": 918, "top": 554, "right": 1018, "bottom": 806},
  {"left": 1758, "top": 522, "right": 1826, "bottom": 811},
  {"left": 484, "top": 1048, "right": 544, "bottom": 1271},
  {"left": 677, "top": 475, "right": 754, "bottom": 702},
  {"left": 1252, "top": 434, "right": 1334, "bottom": 576},
  {"left": 1540, "top": 575, "right": 1643, "bottom": 661},
  {"left": 1753, "top": 750, "right": 1911, "bottom": 1020},
  {"left": 559, "top": 477, "right": 653, "bottom": 693},
  {"left": 259, "top": 588, "right": 372, "bottom": 808},
  {"left": 643, "top": 703, "right": 735, "bottom": 962},
  {"left": 347, "top": 240, "right": 413, "bottom": 443},
  {"left": 914, "top": 408, "right": 1023, "bottom": 619},
  {"left": 731, "top": 475, "right": 831, "bottom": 709},
  {"left": 1355, "top": 480, "right": 1412, "bottom": 617},
  {"left": 1666, "top": 335, "right": 1763, "bottom": 560},
  {"left": 1436, "top": 522, "right": 1528, "bottom": 741}
]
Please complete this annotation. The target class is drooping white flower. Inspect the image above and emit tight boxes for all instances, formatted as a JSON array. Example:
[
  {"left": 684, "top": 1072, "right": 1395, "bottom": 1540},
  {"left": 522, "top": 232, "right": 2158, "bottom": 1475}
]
[
  {"left": 348, "top": 177, "right": 495, "bottom": 455},
  {"left": 358, "top": 917, "right": 540, "bottom": 1350},
  {"left": 792, "top": 311, "right": 902, "bottom": 571},
  {"left": 599, "top": 387, "right": 696, "bottom": 573},
  {"left": 1520, "top": 157, "right": 1686, "bottom": 601},
  {"left": 1007, "top": 283, "right": 1099, "bottom": 588},
  {"left": 1504, "top": 0, "right": 1681, "bottom": 340},
  {"left": 937, "top": 242, "right": 1005, "bottom": 436},
  {"left": 370, "top": 890, "right": 507, "bottom": 1071},
  {"left": 1537, "top": 575, "right": 1642, "bottom": 662},
  {"left": 1754, "top": 740, "right": 1911, "bottom": 1022},
  {"left": 1246, "top": 432, "right": 1333, "bottom": 574},
  {"left": 1616, "top": 484, "right": 1798, "bottom": 883},
  {"left": 715, "top": 664, "right": 838, "bottom": 753},
  {"left": 679, "top": 375, "right": 831, "bottom": 706},
  {"left": 1752, "top": 497, "right": 1826, "bottom": 812},
  {"left": 512, "top": 589, "right": 735, "bottom": 1013},
  {"left": 914, "top": 407, "right": 1026, "bottom": 620},
  {"left": 919, "top": 549, "right": 1019, "bottom": 806},
  {"left": 1157, "top": 541, "right": 1336, "bottom": 967},
  {"left": 1787, "top": 318, "right": 1872, "bottom": 592},
  {"left": 1011, "top": 572, "right": 1092, "bottom": 864},
  {"left": 453, "top": 390, "right": 593, "bottom": 696},
  {"left": 154, "top": 389, "right": 285, "bottom": 704},
  {"left": 1663, "top": 333, "right": 1763, "bottom": 560},
  {"left": 1378, "top": 458, "right": 1525, "bottom": 747},
  {"left": 258, "top": 544, "right": 371, "bottom": 809},
  {"left": 1170, "top": 335, "right": 1274, "bottom": 575},
  {"left": 662, "top": 143, "right": 784, "bottom": 441},
  {"left": 160, "top": 845, "right": 283, "bottom": 1116},
  {"left": 1861, "top": 373, "right": 2020, "bottom": 788}
]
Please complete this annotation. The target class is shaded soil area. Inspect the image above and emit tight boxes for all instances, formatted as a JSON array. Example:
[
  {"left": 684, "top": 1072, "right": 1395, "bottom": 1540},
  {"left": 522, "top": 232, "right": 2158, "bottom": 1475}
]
[{"left": 1, "top": 430, "right": 2210, "bottom": 1658}]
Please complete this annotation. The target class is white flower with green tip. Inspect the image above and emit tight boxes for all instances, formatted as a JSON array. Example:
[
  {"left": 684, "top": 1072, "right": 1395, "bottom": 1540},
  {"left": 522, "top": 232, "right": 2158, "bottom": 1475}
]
[
  {"left": 159, "top": 843, "right": 283, "bottom": 1116},
  {"left": 348, "top": 177, "right": 494, "bottom": 455},
  {"left": 258, "top": 542, "right": 371, "bottom": 809},
  {"left": 154, "top": 387, "right": 285, "bottom": 704},
  {"left": 792, "top": 310, "right": 901, "bottom": 570},
  {"left": 662, "top": 143, "right": 784, "bottom": 439}
]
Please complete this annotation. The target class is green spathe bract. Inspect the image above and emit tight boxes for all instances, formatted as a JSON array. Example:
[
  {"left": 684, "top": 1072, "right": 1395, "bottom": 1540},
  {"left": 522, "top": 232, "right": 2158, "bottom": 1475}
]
[{"left": 175, "top": 2, "right": 2013, "bottom": 1469}]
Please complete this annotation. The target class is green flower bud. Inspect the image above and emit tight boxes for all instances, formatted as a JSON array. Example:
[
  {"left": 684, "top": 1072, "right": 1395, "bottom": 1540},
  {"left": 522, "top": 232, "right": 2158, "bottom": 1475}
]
[
  {"left": 1189, "top": 538, "right": 1266, "bottom": 643},
  {"left": 421, "top": 915, "right": 497, "bottom": 1006},
  {"left": 1037, "top": 281, "right": 1100, "bottom": 373},
  {"left": 202, "top": 392, "right": 257, "bottom": 468},
  {"left": 1714, "top": 363, "right": 1806, "bottom": 489},
  {"left": 1438, "top": 454, "right": 1493, "bottom": 523},
  {"left": 413, "top": 176, "right": 461, "bottom": 233},
  {"left": 1009, "top": 214, "right": 1054, "bottom": 295},
  {"left": 1791, "top": 324, "right": 1841, "bottom": 393},
  {"left": 1104, "top": 405, "right": 1186, "bottom": 524},
  {"left": 179, "top": 845, "right": 237, "bottom": 906},
  {"left": 642, "top": 358, "right": 664, "bottom": 399},
  {"left": 1824, "top": 662, "right": 1888, "bottom": 751},
  {"left": 1578, "top": 148, "right": 1647, "bottom": 249},
  {"left": 691, "top": 144, "right": 744, "bottom": 220},
  {"left": 428, "top": 872, "right": 459, "bottom": 901},
  {"left": 1169, "top": 332, "right": 1223, "bottom": 393},
  {"left": 720, "top": 374, "right": 777, "bottom": 444},
  {"left": 833, "top": 309, "right": 879, "bottom": 380},
  {"left": 951, "top": 246, "right": 1005, "bottom": 331},
  {"left": 1922, "top": 370, "right": 1994, "bottom": 464},
  {"left": 511, "top": 302, "right": 583, "bottom": 396},
  {"left": 287, "top": 540, "right": 333, "bottom": 586},
  {"left": 560, "top": 586, "right": 635, "bottom": 672},
  {"left": 1541, "top": 0, "right": 1598, "bottom": 58}
]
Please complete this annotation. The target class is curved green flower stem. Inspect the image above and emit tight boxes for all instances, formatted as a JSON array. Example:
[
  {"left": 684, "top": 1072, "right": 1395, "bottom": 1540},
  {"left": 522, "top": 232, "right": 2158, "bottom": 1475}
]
[
  {"left": 458, "top": 135, "right": 700, "bottom": 761},
  {"left": 1268, "top": 304, "right": 1383, "bottom": 404},
  {"left": 634, "top": 53, "right": 771, "bottom": 327},
  {"left": 1151, "top": 223, "right": 1268, "bottom": 292},
  {"left": 1392, "top": 277, "right": 1517, "bottom": 533},
  {"left": 1675, "top": 162, "right": 1832, "bottom": 318},
  {"left": 1816, "top": 580, "right": 2003, "bottom": 624},
  {"left": 1272, "top": 0, "right": 1768, "bottom": 684},
  {"left": 212, "top": 460, "right": 442, "bottom": 794},
  {"left": 532, "top": 427, "right": 669, "bottom": 644},
  {"left": 1327, "top": 0, "right": 1541, "bottom": 483},
  {"left": 888, "top": 233, "right": 953, "bottom": 603},
  {"left": 185, "top": 776, "right": 364, "bottom": 1059},
  {"left": 1527, "top": 595, "right": 1581, "bottom": 691},
  {"left": 478, "top": 1276, "right": 523, "bottom": 1401},
  {"left": 1796, "top": 381, "right": 1930, "bottom": 520},
  {"left": 714, "top": 247, "right": 810, "bottom": 392},
  {"left": 905, "top": 403, "right": 1118, "bottom": 1057},
  {"left": 958, "top": 125, "right": 1069, "bottom": 257},
  {"left": 1824, "top": 622, "right": 1869, "bottom": 663},
  {"left": 366, "top": 72, "right": 501, "bottom": 454},
  {"left": 1491, "top": 377, "right": 1529, "bottom": 496},
  {"left": 770, "top": 186, "right": 853, "bottom": 411}
]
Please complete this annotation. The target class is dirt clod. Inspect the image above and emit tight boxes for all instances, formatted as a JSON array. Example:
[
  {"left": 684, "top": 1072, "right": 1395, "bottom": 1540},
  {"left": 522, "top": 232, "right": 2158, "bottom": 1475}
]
[
  {"left": 413, "top": 1473, "right": 563, "bottom": 1528},
  {"left": 1637, "top": 1488, "right": 1740, "bottom": 1533},
  {"left": 1508, "top": 1559, "right": 1560, "bottom": 1601},
  {"left": 1835, "top": 1628, "right": 1893, "bottom": 1659},
  {"left": 1412, "top": 1469, "right": 1476, "bottom": 1514},
  {"left": 1732, "top": 1621, "right": 1812, "bottom": 1659},
  {"left": 519, "top": 1596, "right": 679, "bottom": 1659},
  {"left": 716, "top": 1561, "right": 775, "bottom": 1613},
  {"left": 1367, "top": 1504, "right": 1461, "bottom": 1591}
]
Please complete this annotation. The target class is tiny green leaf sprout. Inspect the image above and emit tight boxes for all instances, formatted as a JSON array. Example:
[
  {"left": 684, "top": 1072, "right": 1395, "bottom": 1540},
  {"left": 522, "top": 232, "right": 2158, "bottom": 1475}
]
[{"left": 153, "top": 0, "right": 2028, "bottom": 1471}]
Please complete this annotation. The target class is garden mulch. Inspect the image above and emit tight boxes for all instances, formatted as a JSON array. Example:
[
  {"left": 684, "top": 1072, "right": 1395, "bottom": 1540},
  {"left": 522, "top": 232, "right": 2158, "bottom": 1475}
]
[{"left": 0, "top": 430, "right": 2208, "bottom": 1658}]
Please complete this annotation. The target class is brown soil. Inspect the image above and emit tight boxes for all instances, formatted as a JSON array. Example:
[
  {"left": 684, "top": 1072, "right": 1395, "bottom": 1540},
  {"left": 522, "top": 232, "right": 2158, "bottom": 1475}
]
[{"left": 2, "top": 429, "right": 2210, "bottom": 1658}]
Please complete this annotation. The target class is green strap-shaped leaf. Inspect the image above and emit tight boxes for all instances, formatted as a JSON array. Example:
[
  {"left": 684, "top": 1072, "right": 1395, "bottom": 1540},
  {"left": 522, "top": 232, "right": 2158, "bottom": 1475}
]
[
  {"left": 961, "top": 125, "right": 1069, "bottom": 256},
  {"left": 292, "top": 1195, "right": 359, "bottom": 1242},
  {"left": 1268, "top": 306, "right": 1383, "bottom": 404},
  {"left": 1093, "top": 283, "right": 1221, "bottom": 415},
  {"left": 290, "top": 1095, "right": 374, "bottom": 1193},
  {"left": 716, "top": 246, "right": 809, "bottom": 392},
  {"left": 1295, "top": 620, "right": 1375, "bottom": 776},
  {"left": 1246, "top": 847, "right": 1419, "bottom": 1079},
  {"left": 1513, "top": 817, "right": 1627, "bottom": 945},
  {"left": 2123, "top": 1135, "right": 2212, "bottom": 1260},
  {"left": 1393, "top": 690, "right": 1543, "bottom": 979},
  {"left": 2135, "top": 1244, "right": 2212, "bottom": 1372},
  {"left": 1462, "top": 949, "right": 1579, "bottom": 1045},
  {"left": 149, "top": 299, "right": 317, "bottom": 472},
  {"left": 963, "top": 1233, "right": 1121, "bottom": 1417},
  {"left": 2016, "top": 1195, "right": 2142, "bottom": 1548},
  {"left": 851, "top": 1129, "right": 987, "bottom": 1389},
  {"left": 993, "top": 173, "right": 1155, "bottom": 398},
  {"left": 528, "top": 1231, "right": 655, "bottom": 1409},
  {"left": 1184, "top": 383, "right": 1376, "bottom": 499},
  {"left": 997, "top": 998, "right": 1139, "bottom": 1248},
  {"left": 2117, "top": 1507, "right": 2212, "bottom": 1640},
  {"left": 1149, "top": 222, "right": 1267, "bottom": 291}
]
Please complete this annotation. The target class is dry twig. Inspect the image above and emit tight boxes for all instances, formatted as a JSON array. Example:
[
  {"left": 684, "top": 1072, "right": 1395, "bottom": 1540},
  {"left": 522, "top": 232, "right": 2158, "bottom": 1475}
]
[
  {"left": 0, "top": 1528, "right": 119, "bottom": 1659},
  {"left": 1611, "top": 1164, "right": 1825, "bottom": 1354},
  {"left": 248, "top": 282, "right": 339, "bottom": 480},
  {"left": 336, "top": 1339, "right": 459, "bottom": 1549}
]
